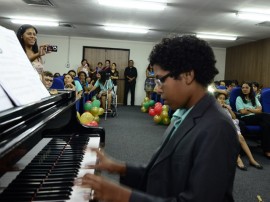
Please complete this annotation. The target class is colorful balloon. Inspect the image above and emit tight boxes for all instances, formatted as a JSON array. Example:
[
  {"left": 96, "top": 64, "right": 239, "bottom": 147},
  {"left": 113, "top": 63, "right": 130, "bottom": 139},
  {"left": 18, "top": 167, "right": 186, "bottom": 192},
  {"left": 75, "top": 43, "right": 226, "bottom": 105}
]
[
  {"left": 141, "top": 106, "right": 147, "bottom": 113},
  {"left": 144, "top": 97, "right": 150, "bottom": 102},
  {"left": 148, "top": 108, "right": 156, "bottom": 116},
  {"left": 163, "top": 117, "right": 171, "bottom": 125},
  {"left": 149, "top": 100, "right": 155, "bottom": 107},
  {"left": 93, "top": 116, "right": 100, "bottom": 123},
  {"left": 153, "top": 115, "right": 162, "bottom": 124},
  {"left": 160, "top": 111, "right": 168, "bottom": 118},
  {"left": 91, "top": 107, "right": 99, "bottom": 116},
  {"left": 162, "top": 105, "right": 169, "bottom": 112},
  {"left": 154, "top": 105, "right": 162, "bottom": 115},
  {"left": 80, "top": 112, "right": 94, "bottom": 125},
  {"left": 98, "top": 107, "right": 104, "bottom": 115},
  {"left": 92, "top": 99, "right": 101, "bottom": 108},
  {"left": 84, "top": 102, "right": 93, "bottom": 111}
]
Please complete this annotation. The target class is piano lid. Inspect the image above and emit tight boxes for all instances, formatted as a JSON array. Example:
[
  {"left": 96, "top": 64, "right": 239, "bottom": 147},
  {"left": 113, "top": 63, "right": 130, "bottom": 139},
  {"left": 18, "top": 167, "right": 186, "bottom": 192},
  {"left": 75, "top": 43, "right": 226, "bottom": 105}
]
[{"left": 0, "top": 90, "right": 76, "bottom": 158}]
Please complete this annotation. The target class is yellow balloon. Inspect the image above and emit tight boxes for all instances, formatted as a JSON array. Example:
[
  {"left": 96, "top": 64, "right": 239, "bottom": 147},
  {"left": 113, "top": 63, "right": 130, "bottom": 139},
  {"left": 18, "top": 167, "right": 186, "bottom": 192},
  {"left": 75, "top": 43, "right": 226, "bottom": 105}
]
[
  {"left": 160, "top": 111, "right": 168, "bottom": 118},
  {"left": 80, "top": 112, "right": 94, "bottom": 125},
  {"left": 98, "top": 107, "right": 104, "bottom": 116},
  {"left": 76, "top": 112, "right": 81, "bottom": 121},
  {"left": 91, "top": 107, "right": 99, "bottom": 116},
  {"left": 163, "top": 117, "right": 171, "bottom": 125},
  {"left": 144, "top": 97, "right": 150, "bottom": 102},
  {"left": 94, "top": 116, "right": 100, "bottom": 123},
  {"left": 141, "top": 106, "right": 147, "bottom": 113},
  {"left": 153, "top": 115, "right": 162, "bottom": 124},
  {"left": 162, "top": 105, "right": 169, "bottom": 112}
]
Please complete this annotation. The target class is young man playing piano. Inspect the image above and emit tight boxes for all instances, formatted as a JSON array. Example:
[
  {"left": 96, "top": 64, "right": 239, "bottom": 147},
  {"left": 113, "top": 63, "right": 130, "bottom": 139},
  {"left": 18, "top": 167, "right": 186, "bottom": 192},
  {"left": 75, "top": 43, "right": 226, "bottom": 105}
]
[{"left": 80, "top": 35, "right": 239, "bottom": 202}]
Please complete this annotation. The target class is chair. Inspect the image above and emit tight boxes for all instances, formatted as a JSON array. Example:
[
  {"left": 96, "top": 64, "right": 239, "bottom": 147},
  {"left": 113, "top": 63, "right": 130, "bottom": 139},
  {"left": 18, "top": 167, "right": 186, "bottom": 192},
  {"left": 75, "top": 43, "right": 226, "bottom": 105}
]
[
  {"left": 51, "top": 78, "right": 64, "bottom": 89},
  {"left": 229, "top": 87, "right": 262, "bottom": 141},
  {"left": 260, "top": 89, "right": 270, "bottom": 113}
]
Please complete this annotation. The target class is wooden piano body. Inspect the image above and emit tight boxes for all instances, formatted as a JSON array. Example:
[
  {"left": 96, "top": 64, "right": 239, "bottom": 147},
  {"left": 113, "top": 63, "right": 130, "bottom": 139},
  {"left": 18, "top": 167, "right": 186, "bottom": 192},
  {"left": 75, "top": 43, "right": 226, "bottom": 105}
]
[{"left": 0, "top": 91, "right": 105, "bottom": 201}]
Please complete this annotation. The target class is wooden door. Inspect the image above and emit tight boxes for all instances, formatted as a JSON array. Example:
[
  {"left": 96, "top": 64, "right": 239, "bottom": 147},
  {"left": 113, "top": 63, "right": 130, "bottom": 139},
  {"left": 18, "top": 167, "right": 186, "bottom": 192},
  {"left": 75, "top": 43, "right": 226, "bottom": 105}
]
[{"left": 83, "top": 47, "right": 130, "bottom": 104}]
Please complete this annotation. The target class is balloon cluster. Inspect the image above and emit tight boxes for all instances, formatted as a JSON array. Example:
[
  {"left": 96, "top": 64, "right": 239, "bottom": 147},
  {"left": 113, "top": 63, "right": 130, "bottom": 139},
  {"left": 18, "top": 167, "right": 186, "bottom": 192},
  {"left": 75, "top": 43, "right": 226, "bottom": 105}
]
[
  {"left": 141, "top": 97, "right": 155, "bottom": 112},
  {"left": 77, "top": 99, "right": 104, "bottom": 127},
  {"left": 141, "top": 97, "right": 171, "bottom": 125}
]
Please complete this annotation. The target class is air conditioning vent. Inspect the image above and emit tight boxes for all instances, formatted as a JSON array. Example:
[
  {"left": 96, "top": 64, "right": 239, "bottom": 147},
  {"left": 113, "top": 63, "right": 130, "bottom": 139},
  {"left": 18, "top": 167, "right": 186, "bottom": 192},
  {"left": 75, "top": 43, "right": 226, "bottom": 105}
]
[
  {"left": 22, "top": 0, "right": 54, "bottom": 7},
  {"left": 256, "top": 21, "right": 270, "bottom": 28}
]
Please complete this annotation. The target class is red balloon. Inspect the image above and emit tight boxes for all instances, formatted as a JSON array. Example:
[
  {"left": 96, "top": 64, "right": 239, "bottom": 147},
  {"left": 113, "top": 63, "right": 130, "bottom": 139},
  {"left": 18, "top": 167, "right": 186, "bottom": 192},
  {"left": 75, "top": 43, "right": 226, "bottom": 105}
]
[
  {"left": 154, "top": 105, "right": 162, "bottom": 115},
  {"left": 86, "top": 121, "right": 98, "bottom": 127},
  {"left": 148, "top": 108, "right": 156, "bottom": 116},
  {"left": 155, "top": 102, "right": 162, "bottom": 107},
  {"left": 86, "top": 100, "right": 92, "bottom": 103}
]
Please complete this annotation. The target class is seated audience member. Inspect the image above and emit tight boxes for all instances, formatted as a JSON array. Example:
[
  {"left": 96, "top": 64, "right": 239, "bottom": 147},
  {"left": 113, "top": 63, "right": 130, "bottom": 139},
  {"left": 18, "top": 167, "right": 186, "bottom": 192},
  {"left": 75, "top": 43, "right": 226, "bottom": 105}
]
[
  {"left": 53, "top": 72, "right": 61, "bottom": 78},
  {"left": 236, "top": 81, "right": 270, "bottom": 159},
  {"left": 219, "top": 80, "right": 226, "bottom": 86},
  {"left": 214, "top": 80, "right": 236, "bottom": 104},
  {"left": 68, "top": 70, "right": 77, "bottom": 78},
  {"left": 64, "top": 73, "right": 83, "bottom": 99},
  {"left": 88, "top": 71, "right": 114, "bottom": 111},
  {"left": 42, "top": 71, "right": 54, "bottom": 90},
  {"left": 78, "top": 71, "right": 92, "bottom": 93},
  {"left": 216, "top": 92, "right": 263, "bottom": 170},
  {"left": 252, "top": 81, "right": 261, "bottom": 100}
]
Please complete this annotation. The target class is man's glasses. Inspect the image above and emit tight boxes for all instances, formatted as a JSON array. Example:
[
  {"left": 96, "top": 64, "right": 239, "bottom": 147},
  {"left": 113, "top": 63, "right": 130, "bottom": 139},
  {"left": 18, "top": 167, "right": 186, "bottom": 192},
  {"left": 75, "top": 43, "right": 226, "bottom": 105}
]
[
  {"left": 155, "top": 72, "right": 172, "bottom": 87},
  {"left": 45, "top": 78, "right": 53, "bottom": 82}
]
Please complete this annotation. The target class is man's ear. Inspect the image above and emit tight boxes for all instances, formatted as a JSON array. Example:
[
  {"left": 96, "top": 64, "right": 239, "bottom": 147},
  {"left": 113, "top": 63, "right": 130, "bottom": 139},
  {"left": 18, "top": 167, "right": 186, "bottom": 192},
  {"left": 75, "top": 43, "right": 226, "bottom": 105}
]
[{"left": 184, "top": 70, "right": 195, "bottom": 84}]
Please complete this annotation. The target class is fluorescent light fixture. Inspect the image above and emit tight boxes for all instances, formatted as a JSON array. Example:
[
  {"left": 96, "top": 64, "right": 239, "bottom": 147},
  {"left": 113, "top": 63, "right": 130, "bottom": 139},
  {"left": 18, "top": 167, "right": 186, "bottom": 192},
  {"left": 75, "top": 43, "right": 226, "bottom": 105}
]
[
  {"left": 104, "top": 25, "right": 148, "bottom": 34},
  {"left": 98, "top": 0, "right": 166, "bottom": 11},
  {"left": 236, "top": 11, "right": 270, "bottom": 21},
  {"left": 11, "top": 18, "right": 59, "bottom": 26},
  {"left": 196, "top": 33, "right": 237, "bottom": 41}
]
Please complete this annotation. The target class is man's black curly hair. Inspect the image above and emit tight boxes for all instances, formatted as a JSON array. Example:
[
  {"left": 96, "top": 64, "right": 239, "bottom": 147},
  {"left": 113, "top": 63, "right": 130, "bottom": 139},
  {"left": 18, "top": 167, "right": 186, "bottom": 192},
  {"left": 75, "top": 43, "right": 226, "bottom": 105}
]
[{"left": 149, "top": 35, "right": 219, "bottom": 87}]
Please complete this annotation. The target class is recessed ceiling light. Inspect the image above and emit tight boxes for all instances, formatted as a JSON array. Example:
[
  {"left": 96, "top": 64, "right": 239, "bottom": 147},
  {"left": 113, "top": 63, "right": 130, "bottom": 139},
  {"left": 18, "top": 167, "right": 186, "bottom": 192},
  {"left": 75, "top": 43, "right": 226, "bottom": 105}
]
[
  {"left": 98, "top": 0, "right": 166, "bottom": 11},
  {"left": 236, "top": 11, "right": 270, "bottom": 21}
]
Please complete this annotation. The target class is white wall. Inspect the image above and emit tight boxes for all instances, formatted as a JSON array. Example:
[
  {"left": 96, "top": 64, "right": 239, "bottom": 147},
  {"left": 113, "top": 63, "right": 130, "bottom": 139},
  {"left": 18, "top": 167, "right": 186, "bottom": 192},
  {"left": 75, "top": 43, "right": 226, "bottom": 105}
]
[{"left": 39, "top": 35, "right": 226, "bottom": 105}]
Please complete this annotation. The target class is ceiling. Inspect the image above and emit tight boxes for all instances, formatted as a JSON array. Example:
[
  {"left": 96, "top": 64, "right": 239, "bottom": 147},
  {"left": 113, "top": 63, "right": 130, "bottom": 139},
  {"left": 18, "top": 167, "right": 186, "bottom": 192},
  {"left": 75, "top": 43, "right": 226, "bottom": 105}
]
[{"left": 1, "top": 0, "right": 270, "bottom": 48}]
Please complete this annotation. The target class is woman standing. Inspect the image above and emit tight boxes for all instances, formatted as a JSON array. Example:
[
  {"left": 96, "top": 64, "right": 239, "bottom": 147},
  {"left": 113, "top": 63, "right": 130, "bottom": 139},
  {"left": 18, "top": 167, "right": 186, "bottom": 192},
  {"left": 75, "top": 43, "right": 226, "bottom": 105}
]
[
  {"left": 77, "top": 59, "right": 90, "bottom": 75},
  {"left": 16, "top": 24, "right": 47, "bottom": 79},
  {"left": 110, "top": 62, "right": 119, "bottom": 94},
  {"left": 144, "top": 64, "right": 155, "bottom": 99},
  {"left": 236, "top": 82, "right": 270, "bottom": 159}
]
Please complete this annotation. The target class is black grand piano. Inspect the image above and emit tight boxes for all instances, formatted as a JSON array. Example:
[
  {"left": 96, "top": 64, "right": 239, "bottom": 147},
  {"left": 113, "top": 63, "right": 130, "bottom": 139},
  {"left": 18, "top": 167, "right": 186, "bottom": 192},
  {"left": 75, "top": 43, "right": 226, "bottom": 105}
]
[{"left": 0, "top": 90, "right": 105, "bottom": 201}]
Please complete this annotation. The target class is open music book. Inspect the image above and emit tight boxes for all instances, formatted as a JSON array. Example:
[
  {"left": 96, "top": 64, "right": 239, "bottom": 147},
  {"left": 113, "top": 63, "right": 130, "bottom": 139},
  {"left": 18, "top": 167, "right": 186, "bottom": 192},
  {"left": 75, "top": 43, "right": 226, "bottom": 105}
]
[{"left": 0, "top": 26, "right": 50, "bottom": 110}]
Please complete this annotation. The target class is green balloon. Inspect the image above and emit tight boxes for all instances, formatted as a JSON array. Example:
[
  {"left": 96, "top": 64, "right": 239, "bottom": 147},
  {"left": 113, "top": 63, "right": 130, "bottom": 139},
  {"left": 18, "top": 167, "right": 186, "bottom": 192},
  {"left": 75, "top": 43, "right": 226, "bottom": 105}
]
[
  {"left": 149, "top": 100, "right": 155, "bottom": 106},
  {"left": 143, "top": 102, "right": 149, "bottom": 109},
  {"left": 92, "top": 99, "right": 101, "bottom": 107},
  {"left": 84, "top": 102, "right": 93, "bottom": 111}
]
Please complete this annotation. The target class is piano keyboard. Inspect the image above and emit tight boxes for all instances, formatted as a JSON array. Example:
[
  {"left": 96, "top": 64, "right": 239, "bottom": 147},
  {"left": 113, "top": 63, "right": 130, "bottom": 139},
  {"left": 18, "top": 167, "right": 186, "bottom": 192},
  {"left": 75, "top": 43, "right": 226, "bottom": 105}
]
[{"left": 0, "top": 135, "right": 100, "bottom": 202}]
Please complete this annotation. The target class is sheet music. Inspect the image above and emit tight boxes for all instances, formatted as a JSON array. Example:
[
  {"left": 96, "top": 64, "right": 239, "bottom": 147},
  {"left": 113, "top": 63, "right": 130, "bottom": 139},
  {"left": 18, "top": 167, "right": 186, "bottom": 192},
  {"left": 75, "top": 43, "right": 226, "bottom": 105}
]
[
  {"left": 0, "top": 85, "right": 14, "bottom": 112},
  {"left": 0, "top": 26, "right": 50, "bottom": 106}
]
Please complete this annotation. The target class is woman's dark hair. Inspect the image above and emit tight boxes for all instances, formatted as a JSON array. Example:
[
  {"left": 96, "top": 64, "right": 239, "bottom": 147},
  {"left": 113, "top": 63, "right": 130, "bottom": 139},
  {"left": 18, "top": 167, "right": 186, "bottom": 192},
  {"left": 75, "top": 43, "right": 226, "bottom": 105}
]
[
  {"left": 53, "top": 72, "right": 61, "bottom": 77},
  {"left": 240, "top": 82, "right": 256, "bottom": 106},
  {"left": 78, "top": 71, "right": 87, "bottom": 79},
  {"left": 149, "top": 35, "right": 218, "bottom": 87},
  {"left": 81, "top": 59, "right": 88, "bottom": 64},
  {"left": 99, "top": 71, "right": 109, "bottom": 84},
  {"left": 215, "top": 92, "right": 227, "bottom": 100},
  {"left": 16, "top": 24, "right": 38, "bottom": 53},
  {"left": 98, "top": 62, "right": 103, "bottom": 66},
  {"left": 68, "top": 70, "right": 76, "bottom": 76},
  {"left": 252, "top": 81, "right": 260, "bottom": 88},
  {"left": 147, "top": 64, "right": 153, "bottom": 71}
]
